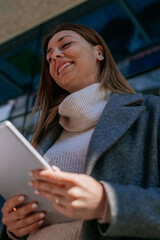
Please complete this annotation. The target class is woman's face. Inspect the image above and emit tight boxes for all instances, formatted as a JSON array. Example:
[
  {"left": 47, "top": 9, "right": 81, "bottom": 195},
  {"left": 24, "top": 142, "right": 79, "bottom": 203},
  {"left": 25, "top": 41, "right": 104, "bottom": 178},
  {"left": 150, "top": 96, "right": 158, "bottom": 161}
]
[{"left": 46, "top": 30, "right": 103, "bottom": 93}]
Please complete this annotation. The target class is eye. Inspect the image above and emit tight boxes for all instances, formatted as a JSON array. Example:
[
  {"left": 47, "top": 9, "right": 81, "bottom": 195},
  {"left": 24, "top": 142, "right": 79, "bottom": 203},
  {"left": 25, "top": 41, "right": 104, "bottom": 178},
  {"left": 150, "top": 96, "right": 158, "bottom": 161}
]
[{"left": 61, "top": 42, "right": 72, "bottom": 49}]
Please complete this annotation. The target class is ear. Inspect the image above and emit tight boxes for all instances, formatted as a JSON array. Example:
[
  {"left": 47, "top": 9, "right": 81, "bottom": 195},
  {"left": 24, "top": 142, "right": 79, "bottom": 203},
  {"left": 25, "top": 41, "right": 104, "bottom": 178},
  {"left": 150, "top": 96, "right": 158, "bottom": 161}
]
[{"left": 94, "top": 45, "right": 104, "bottom": 61}]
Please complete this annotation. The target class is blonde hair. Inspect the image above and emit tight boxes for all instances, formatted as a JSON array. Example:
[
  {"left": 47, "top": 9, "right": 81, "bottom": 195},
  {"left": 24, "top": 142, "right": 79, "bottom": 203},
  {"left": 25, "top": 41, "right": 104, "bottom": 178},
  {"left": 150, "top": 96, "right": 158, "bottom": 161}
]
[{"left": 31, "top": 23, "right": 135, "bottom": 147}]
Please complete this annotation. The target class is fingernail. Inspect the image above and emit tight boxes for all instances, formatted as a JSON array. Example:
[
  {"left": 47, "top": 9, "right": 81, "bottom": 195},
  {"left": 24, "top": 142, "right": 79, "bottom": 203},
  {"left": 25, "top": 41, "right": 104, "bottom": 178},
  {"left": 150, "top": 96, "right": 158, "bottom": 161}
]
[
  {"left": 31, "top": 203, "right": 38, "bottom": 209},
  {"left": 38, "top": 220, "right": 44, "bottom": 225},
  {"left": 35, "top": 190, "right": 39, "bottom": 195},
  {"left": 52, "top": 165, "right": 60, "bottom": 171},
  {"left": 18, "top": 196, "right": 25, "bottom": 202},
  {"left": 28, "top": 182, "right": 33, "bottom": 186},
  {"left": 39, "top": 212, "right": 45, "bottom": 218},
  {"left": 29, "top": 171, "right": 33, "bottom": 176}
]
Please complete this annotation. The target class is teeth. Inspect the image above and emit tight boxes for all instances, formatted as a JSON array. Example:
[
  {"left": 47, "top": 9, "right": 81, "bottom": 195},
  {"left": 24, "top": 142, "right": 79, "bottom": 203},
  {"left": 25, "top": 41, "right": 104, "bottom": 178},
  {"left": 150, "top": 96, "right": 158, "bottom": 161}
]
[{"left": 58, "top": 62, "right": 72, "bottom": 74}]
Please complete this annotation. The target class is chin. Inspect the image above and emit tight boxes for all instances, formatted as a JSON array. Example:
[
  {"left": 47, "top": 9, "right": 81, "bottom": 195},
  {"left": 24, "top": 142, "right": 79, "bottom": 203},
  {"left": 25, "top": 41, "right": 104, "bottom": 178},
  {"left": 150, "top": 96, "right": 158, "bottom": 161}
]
[{"left": 59, "top": 78, "right": 76, "bottom": 92}]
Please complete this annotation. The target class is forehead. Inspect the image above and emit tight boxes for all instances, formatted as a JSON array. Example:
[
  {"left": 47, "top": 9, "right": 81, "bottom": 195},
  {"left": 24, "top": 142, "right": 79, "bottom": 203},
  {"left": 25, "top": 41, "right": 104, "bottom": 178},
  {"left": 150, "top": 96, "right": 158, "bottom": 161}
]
[{"left": 48, "top": 30, "right": 86, "bottom": 48}]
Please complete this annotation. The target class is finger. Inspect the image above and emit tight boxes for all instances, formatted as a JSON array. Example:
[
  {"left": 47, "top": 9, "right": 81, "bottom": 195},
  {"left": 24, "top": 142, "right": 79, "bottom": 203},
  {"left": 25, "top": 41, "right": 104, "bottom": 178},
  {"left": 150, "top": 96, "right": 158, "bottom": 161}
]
[
  {"left": 12, "top": 211, "right": 46, "bottom": 229},
  {"left": 1, "top": 195, "right": 25, "bottom": 214},
  {"left": 52, "top": 165, "right": 61, "bottom": 171},
  {"left": 32, "top": 181, "right": 75, "bottom": 204},
  {"left": 53, "top": 198, "right": 82, "bottom": 219},
  {"left": 54, "top": 194, "right": 75, "bottom": 209},
  {"left": 67, "top": 186, "right": 86, "bottom": 199},
  {"left": 34, "top": 190, "right": 68, "bottom": 208},
  {"left": 13, "top": 202, "right": 39, "bottom": 221},
  {"left": 2, "top": 201, "right": 39, "bottom": 226},
  {"left": 30, "top": 170, "right": 80, "bottom": 185},
  {"left": 29, "top": 180, "right": 72, "bottom": 196},
  {"left": 8, "top": 219, "right": 44, "bottom": 238}
]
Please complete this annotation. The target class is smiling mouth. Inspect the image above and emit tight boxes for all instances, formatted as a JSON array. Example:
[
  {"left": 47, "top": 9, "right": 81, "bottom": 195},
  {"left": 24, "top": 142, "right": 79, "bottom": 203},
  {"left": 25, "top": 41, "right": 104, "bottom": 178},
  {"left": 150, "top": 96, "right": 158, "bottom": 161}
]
[{"left": 58, "top": 62, "right": 73, "bottom": 75}]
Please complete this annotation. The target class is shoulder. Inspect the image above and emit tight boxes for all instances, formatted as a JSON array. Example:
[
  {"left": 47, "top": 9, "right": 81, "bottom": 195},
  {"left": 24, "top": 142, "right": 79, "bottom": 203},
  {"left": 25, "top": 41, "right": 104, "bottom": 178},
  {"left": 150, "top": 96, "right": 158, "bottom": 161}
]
[
  {"left": 141, "top": 95, "right": 160, "bottom": 129},
  {"left": 142, "top": 94, "right": 160, "bottom": 111},
  {"left": 143, "top": 94, "right": 160, "bottom": 103}
]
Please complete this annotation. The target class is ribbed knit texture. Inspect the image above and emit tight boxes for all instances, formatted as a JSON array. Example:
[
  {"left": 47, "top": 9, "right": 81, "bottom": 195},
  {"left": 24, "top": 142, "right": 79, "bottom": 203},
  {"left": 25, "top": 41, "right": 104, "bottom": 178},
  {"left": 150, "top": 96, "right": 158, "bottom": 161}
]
[
  {"left": 59, "top": 83, "right": 109, "bottom": 132},
  {"left": 28, "top": 220, "right": 83, "bottom": 240},
  {"left": 27, "top": 83, "right": 111, "bottom": 240},
  {"left": 44, "top": 83, "right": 110, "bottom": 173}
]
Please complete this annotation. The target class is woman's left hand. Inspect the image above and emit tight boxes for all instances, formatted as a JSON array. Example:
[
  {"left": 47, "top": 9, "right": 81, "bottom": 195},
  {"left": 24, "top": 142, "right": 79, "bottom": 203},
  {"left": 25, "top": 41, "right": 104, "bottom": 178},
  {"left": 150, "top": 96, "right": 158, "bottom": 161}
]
[{"left": 29, "top": 168, "right": 107, "bottom": 220}]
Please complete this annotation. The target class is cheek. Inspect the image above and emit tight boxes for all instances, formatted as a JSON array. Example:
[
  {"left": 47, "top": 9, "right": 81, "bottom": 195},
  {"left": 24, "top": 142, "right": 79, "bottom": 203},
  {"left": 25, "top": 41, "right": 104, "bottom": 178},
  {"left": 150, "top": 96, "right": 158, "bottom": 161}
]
[
  {"left": 49, "top": 65, "right": 56, "bottom": 79},
  {"left": 80, "top": 48, "right": 96, "bottom": 64},
  {"left": 81, "top": 55, "right": 97, "bottom": 71}
]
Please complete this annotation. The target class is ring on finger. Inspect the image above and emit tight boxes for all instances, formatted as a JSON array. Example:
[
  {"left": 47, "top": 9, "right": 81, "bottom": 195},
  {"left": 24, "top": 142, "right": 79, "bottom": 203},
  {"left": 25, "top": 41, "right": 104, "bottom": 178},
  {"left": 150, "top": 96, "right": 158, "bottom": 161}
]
[{"left": 55, "top": 196, "right": 60, "bottom": 205}]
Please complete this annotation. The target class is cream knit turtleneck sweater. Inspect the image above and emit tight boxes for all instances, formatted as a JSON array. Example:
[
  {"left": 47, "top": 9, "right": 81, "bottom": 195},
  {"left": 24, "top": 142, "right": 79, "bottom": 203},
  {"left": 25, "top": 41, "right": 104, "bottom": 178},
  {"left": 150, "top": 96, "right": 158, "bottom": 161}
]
[
  {"left": 26, "top": 83, "right": 111, "bottom": 240},
  {"left": 43, "top": 83, "right": 110, "bottom": 173}
]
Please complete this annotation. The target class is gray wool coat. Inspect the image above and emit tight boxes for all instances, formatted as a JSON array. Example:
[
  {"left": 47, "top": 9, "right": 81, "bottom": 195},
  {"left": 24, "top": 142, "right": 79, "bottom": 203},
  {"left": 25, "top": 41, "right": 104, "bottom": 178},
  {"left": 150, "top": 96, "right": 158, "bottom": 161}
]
[
  {"left": 36, "top": 92, "right": 160, "bottom": 240},
  {"left": 1, "top": 92, "right": 160, "bottom": 240}
]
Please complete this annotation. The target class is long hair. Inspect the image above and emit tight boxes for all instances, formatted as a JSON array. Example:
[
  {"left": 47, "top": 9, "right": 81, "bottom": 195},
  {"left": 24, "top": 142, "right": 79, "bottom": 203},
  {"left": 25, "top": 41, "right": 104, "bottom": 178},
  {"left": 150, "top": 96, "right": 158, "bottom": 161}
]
[{"left": 31, "top": 23, "right": 135, "bottom": 147}]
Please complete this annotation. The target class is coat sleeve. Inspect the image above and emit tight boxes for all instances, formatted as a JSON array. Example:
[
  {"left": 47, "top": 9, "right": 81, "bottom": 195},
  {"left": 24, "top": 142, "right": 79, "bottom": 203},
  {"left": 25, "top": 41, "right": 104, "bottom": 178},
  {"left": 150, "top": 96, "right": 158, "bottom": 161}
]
[
  {"left": 98, "top": 111, "right": 160, "bottom": 238},
  {"left": 98, "top": 181, "right": 160, "bottom": 238},
  {"left": 96, "top": 96, "right": 160, "bottom": 238}
]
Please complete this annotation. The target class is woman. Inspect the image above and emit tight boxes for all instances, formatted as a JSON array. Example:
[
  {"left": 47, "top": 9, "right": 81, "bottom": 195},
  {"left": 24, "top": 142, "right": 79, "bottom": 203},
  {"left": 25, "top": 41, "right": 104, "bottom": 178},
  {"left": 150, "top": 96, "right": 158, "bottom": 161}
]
[{"left": 1, "top": 23, "right": 160, "bottom": 240}]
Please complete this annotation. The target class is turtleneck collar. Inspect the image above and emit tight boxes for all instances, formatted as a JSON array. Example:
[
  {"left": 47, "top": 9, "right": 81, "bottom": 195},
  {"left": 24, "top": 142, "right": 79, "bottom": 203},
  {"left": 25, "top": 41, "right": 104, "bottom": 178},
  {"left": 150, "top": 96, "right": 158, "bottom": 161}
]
[{"left": 58, "top": 83, "right": 111, "bottom": 132}]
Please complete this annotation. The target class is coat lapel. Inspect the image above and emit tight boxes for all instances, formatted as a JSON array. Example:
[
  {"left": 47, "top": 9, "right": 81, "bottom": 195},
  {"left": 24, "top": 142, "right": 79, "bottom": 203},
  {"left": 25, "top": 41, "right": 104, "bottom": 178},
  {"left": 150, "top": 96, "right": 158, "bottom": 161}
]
[{"left": 85, "top": 92, "right": 146, "bottom": 175}]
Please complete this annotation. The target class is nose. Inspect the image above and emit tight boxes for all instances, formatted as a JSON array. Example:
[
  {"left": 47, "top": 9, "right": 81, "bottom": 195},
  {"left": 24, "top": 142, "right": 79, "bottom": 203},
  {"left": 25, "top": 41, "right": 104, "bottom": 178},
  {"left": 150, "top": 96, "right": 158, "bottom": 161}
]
[{"left": 51, "top": 49, "right": 64, "bottom": 61}]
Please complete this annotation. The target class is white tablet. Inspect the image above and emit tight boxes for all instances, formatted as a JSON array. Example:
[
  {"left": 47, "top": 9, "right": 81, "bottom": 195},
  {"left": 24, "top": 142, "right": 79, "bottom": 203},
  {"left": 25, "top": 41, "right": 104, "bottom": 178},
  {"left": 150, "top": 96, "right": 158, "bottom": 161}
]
[{"left": 0, "top": 121, "right": 71, "bottom": 225}]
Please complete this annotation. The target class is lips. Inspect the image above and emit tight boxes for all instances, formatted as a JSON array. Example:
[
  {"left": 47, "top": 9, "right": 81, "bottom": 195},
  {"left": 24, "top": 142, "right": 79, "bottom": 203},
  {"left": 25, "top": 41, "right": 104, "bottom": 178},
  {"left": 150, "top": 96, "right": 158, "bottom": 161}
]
[{"left": 57, "top": 61, "right": 73, "bottom": 75}]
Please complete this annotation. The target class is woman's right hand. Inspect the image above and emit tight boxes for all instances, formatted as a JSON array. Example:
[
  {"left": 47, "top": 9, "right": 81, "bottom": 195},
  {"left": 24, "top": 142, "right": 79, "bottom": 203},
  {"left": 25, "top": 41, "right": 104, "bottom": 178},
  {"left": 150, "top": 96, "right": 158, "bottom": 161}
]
[{"left": 1, "top": 195, "right": 46, "bottom": 238}]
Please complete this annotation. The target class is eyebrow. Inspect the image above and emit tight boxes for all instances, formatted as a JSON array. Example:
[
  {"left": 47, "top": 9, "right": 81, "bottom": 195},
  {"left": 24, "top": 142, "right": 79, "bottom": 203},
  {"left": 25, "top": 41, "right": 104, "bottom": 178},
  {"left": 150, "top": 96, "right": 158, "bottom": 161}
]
[{"left": 47, "top": 35, "right": 72, "bottom": 54}]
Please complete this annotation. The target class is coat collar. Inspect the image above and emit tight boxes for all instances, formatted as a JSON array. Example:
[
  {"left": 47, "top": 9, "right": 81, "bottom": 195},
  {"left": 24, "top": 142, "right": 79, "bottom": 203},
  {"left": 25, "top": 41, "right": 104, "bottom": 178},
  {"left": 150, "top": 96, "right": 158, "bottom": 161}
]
[
  {"left": 85, "top": 92, "right": 146, "bottom": 175},
  {"left": 37, "top": 92, "right": 146, "bottom": 175}
]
